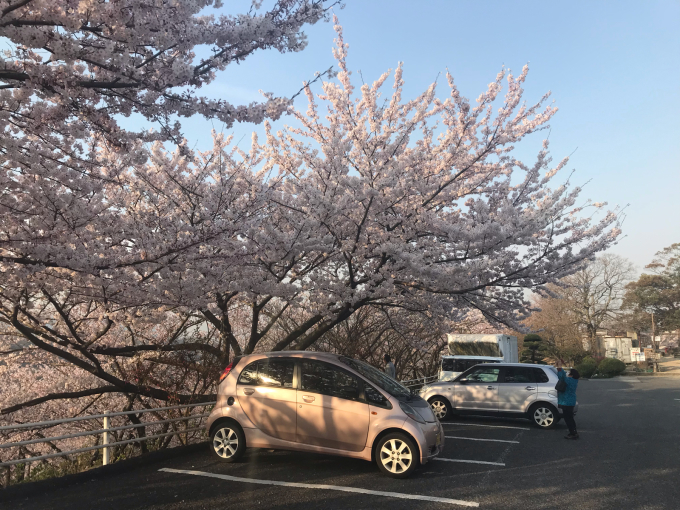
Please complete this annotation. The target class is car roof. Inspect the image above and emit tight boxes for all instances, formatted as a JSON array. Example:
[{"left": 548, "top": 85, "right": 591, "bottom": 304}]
[
  {"left": 238, "top": 351, "right": 342, "bottom": 361},
  {"left": 475, "top": 363, "right": 553, "bottom": 368}
]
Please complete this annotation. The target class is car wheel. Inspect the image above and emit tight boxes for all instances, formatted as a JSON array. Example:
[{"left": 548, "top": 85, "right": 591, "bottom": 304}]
[
  {"left": 375, "top": 432, "right": 420, "bottom": 478},
  {"left": 529, "top": 403, "right": 558, "bottom": 429},
  {"left": 428, "top": 396, "right": 452, "bottom": 421},
  {"left": 210, "top": 421, "right": 246, "bottom": 462}
]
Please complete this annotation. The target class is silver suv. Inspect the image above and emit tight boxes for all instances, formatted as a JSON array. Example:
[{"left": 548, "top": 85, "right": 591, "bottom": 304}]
[{"left": 419, "top": 363, "right": 577, "bottom": 428}]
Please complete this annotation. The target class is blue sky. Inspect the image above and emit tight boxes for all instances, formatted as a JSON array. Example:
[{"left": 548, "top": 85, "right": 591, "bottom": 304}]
[{"left": 166, "top": 0, "right": 680, "bottom": 272}]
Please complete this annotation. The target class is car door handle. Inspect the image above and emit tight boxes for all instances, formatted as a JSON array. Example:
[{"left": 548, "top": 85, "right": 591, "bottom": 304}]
[
  {"left": 487, "top": 386, "right": 496, "bottom": 390},
  {"left": 243, "top": 388, "right": 255, "bottom": 395},
  {"left": 302, "top": 395, "right": 315, "bottom": 403},
  {"left": 525, "top": 386, "right": 536, "bottom": 391}
]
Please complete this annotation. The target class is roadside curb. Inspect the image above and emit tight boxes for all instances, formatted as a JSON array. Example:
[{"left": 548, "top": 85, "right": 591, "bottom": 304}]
[{"left": 625, "top": 372, "right": 680, "bottom": 377}]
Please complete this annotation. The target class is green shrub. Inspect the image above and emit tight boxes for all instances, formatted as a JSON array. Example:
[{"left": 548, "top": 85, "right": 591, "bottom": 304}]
[
  {"left": 575, "top": 357, "right": 598, "bottom": 378},
  {"left": 597, "top": 358, "right": 626, "bottom": 377}
]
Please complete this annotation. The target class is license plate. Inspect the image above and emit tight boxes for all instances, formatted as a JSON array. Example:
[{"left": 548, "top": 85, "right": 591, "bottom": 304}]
[{"left": 436, "top": 433, "right": 441, "bottom": 446}]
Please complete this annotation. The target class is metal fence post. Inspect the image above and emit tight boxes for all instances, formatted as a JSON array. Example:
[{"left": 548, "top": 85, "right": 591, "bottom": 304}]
[{"left": 102, "top": 411, "right": 110, "bottom": 466}]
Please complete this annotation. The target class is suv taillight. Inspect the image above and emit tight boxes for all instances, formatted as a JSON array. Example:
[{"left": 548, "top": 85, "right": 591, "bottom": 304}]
[{"left": 219, "top": 362, "right": 234, "bottom": 383}]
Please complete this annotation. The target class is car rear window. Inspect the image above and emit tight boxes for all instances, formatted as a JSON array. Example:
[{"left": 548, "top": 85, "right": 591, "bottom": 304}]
[{"left": 237, "top": 359, "right": 295, "bottom": 388}]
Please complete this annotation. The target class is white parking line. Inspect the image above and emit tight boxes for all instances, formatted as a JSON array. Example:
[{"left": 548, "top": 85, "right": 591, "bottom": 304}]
[
  {"left": 434, "top": 458, "right": 506, "bottom": 466},
  {"left": 445, "top": 436, "right": 519, "bottom": 444},
  {"left": 443, "top": 423, "right": 530, "bottom": 431},
  {"left": 159, "top": 468, "right": 479, "bottom": 507}
]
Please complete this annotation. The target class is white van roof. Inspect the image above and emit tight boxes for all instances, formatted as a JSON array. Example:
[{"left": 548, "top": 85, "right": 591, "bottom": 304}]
[{"left": 442, "top": 355, "right": 504, "bottom": 360}]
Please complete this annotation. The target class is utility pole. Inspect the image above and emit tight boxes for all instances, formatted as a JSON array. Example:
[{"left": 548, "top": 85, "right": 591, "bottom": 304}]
[{"left": 651, "top": 312, "right": 658, "bottom": 372}]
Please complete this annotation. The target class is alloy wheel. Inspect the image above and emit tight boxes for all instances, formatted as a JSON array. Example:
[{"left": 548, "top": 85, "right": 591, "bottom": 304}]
[
  {"left": 533, "top": 407, "right": 554, "bottom": 427},
  {"left": 430, "top": 400, "right": 448, "bottom": 420},
  {"left": 379, "top": 438, "right": 413, "bottom": 474},
  {"left": 213, "top": 427, "right": 239, "bottom": 458}
]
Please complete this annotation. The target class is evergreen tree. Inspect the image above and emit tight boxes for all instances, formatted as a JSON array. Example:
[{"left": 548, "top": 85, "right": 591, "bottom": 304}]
[{"left": 521, "top": 334, "right": 548, "bottom": 364}]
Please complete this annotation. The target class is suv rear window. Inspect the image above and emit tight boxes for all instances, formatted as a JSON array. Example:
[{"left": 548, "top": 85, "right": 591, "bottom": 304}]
[
  {"left": 500, "top": 366, "right": 551, "bottom": 383},
  {"left": 534, "top": 368, "right": 550, "bottom": 383},
  {"left": 503, "top": 367, "right": 536, "bottom": 383}
]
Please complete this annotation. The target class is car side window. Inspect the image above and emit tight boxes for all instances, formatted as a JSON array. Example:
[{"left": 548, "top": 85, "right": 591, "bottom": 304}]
[
  {"left": 533, "top": 368, "right": 550, "bottom": 383},
  {"left": 465, "top": 367, "right": 500, "bottom": 383},
  {"left": 258, "top": 359, "right": 295, "bottom": 388},
  {"left": 364, "top": 384, "right": 390, "bottom": 408},
  {"left": 333, "top": 366, "right": 362, "bottom": 401},
  {"left": 300, "top": 360, "right": 362, "bottom": 401},
  {"left": 503, "top": 367, "right": 535, "bottom": 383},
  {"left": 237, "top": 361, "right": 258, "bottom": 385},
  {"left": 300, "top": 360, "right": 333, "bottom": 394},
  {"left": 237, "top": 359, "right": 295, "bottom": 387},
  {"left": 441, "top": 358, "right": 454, "bottom": 372}
]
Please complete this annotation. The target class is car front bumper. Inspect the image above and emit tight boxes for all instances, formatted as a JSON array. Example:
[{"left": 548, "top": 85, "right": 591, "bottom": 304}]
[{"left": 425, "top": 421, "right": 445, "bottom": 462}]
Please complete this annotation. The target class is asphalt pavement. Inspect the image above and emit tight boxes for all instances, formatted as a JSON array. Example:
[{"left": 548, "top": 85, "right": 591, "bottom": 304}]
[{"left": 2, "top": 376, "right": 679, "bottom": 510}]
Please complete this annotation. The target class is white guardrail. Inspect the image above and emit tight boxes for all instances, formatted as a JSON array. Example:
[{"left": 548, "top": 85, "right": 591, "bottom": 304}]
[
  {"left": 0, "top": 402, "right": 216, "bottom": 471},
  {"left": 1, "top": 374, "right": 439, "bottom": 479},
  {"left": 400, "top": 375, "right": 439, "bottom": 389}
]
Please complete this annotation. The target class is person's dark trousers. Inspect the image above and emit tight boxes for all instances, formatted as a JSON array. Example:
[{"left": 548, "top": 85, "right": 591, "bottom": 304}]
[{"left": 560, "top": 405, "right": 577, "bottom": 435}]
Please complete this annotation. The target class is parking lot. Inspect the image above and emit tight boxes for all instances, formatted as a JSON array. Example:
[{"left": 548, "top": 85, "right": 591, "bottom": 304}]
[{"left": 3, "top": 376, "right": 679, "bottom": 510}]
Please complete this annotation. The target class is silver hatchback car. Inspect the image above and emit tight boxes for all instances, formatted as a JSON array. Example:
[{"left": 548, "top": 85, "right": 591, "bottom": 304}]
[
  {"left": 419, "top": 363, "right": 577, "bottom": 428},
  {"left": 206, "top": 352, "right": 444, "bottom": 477}
]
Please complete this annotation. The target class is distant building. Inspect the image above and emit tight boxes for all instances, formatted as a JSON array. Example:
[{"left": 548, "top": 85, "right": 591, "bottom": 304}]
[
  {"left": 583, "top": 329, "right": 679, "bottom": 359},
  {"left": 656, "top": 332, "right": 679, "bottom": 353},
  {"left": 583, "top": 330, "right": 639, "bottom": 361}
]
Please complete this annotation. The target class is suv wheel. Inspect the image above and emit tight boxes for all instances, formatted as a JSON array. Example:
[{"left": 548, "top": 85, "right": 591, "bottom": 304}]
[
  {"left": 375, "top": 432, "right": 420, "bottom": 478},
  {"left": 428, "top": 397, "right": 452, "bottom": 421},
  {"left": 529, "top": 403, "right": 558, "bottom": 429},
  {"left": 210, "top": 421, "right": 246, "bottom": 462}
]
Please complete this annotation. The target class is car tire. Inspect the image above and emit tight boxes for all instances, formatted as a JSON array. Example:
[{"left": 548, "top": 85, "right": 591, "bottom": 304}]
[
  {"left": 210, "top": 421, "right": 246, "bottom": 462},
  {"left": 528, "top": 403, "right": 558, "bottom": 429},
  {"left": 375, "top": 432, "right": 420, "bottom": 478},
  {"left": 428, "top": 396, "right": 452, "bottom": 421}
]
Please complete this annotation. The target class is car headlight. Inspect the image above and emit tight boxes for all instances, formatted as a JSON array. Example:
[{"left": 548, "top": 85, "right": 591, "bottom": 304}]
[{"left": 399, "top": 401, "right": 426, "bottom": 424}]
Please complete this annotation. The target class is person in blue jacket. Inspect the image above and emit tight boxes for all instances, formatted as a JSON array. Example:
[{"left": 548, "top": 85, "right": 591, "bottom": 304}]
[{"left": 556, "top": 360, "right": 580, "bottom": 439}]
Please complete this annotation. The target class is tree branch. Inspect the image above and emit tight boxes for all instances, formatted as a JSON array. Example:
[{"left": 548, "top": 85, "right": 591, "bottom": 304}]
[{"left": 1, "top": 386, "right": 119, "bottom": 415}]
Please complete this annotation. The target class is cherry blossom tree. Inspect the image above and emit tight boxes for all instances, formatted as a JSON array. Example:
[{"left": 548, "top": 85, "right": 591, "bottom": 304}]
[
  {"left": 1, "top": 0, "right": 337, "bottom": 474},
  {"left": 0, "top": 0, "right": 334, "bottom": 142},
  {"left": 215, "top": 18, "right": 622, "bottom": 354},
  {"left": 1, "top": 18, "right": 622, "bottom": 438},
  {"left": 0, "top": 0, "right": 336, "bottom": 283}
]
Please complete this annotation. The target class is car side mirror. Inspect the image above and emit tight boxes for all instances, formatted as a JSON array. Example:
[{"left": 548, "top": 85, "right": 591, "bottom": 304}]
[{"left": 458, "top": 378, "right": 468, "bottom": 385}]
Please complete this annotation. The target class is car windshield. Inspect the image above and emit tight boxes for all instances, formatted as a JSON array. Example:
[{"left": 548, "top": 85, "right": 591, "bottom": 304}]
[{"left": 338, "top": 357, "right": 411, "bottom": 398}]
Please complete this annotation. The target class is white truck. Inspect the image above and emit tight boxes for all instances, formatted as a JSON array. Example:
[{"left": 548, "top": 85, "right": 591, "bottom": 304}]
[
  {"left": 439, "top": 334, "right": 519, "bottom": 381},
  {"left": 604, "top": 335, "right": 634, "bottom": 363}
]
